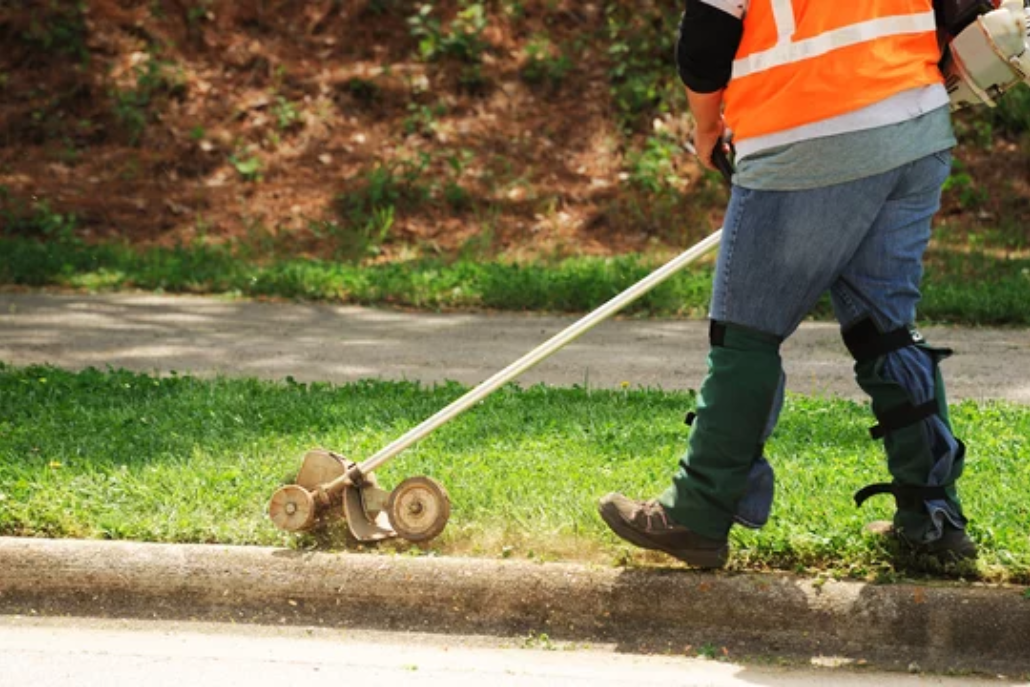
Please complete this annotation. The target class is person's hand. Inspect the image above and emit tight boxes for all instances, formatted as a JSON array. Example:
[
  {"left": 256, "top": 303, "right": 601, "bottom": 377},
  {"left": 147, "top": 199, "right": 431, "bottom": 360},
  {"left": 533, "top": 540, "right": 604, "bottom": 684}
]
[{"left": 691, "top": 117, "right": 729, "bottom": 172}]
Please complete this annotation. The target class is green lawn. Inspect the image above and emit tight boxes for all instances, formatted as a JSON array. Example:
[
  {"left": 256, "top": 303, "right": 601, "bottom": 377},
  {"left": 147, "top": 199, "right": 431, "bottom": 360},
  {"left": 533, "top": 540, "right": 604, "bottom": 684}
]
[{"left": 1, "top": 364, "right": 1027, "bottom": 583}]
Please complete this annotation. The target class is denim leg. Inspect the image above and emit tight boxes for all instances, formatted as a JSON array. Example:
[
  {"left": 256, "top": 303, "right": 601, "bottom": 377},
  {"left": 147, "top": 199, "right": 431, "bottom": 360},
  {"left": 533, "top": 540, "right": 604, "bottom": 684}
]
[
  {"left": 830, "top": 152, "right": 965, "bottom": 543},
  {"left": 711, "top": 173, "right": 900, "bottom": 338}
]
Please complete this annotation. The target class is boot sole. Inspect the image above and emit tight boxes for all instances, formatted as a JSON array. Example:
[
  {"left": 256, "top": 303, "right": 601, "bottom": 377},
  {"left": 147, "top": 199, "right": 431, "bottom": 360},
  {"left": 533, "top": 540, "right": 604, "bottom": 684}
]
[{"left": 598, "top": 502, "right": 728, "bottom": 569}]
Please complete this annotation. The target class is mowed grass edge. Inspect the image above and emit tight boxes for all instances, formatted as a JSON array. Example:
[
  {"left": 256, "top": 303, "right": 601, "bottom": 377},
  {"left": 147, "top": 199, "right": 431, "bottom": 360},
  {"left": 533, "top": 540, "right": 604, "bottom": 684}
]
[
  {"left": 3, "top": 238, "right": 1030, "bottom": 325},
  {"left": 1, "top": 363, "right": 1027, "bottom": 584}
]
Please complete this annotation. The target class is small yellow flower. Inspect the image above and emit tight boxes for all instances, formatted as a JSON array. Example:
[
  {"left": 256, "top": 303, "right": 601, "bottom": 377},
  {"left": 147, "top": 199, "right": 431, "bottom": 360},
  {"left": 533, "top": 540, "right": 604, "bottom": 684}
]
[
  {"left": 48, "top": 461, "right": 62, "bottom": 469},
  {"left": 620, "top": 381, "right": 630, "bottom": 389}
]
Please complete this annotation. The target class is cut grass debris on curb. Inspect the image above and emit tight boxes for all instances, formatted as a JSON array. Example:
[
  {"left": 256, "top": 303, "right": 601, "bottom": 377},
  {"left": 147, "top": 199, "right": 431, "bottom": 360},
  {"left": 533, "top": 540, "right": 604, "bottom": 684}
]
[
  {"left": 2, "top": 238, "right": 1030, "bottom": 325},
  {"left": 1, "top": 363, "right": 1027, "bottom": 584}
]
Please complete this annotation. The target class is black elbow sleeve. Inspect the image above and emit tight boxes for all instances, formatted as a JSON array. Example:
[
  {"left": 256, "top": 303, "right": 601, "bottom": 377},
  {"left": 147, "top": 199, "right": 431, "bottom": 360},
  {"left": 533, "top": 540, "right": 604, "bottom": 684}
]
[{"left": 676, "top": 1, "right": 744, "bottom": 93}]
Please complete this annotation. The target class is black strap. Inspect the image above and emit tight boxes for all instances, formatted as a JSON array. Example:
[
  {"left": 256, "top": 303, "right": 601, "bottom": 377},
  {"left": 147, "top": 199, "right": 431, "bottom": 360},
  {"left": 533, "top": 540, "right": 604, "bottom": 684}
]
[
  {"left": 709, "top": 320, "right": 726, "bottom": 347},
  {"left": 854, "top": 482, "right": 950, "bottom": 509},
  {"left": 842, "top": 317, "right": 917, "bottom": 363},
  {"left": 869, "top": 399, "right": 939, "bottom": 439}
]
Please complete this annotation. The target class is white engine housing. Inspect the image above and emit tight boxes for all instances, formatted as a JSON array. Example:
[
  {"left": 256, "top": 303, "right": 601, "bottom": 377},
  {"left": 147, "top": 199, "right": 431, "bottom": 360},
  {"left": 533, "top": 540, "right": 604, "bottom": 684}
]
[{"left": 944, "top": 0, "right": 1030, "bottom": 109}]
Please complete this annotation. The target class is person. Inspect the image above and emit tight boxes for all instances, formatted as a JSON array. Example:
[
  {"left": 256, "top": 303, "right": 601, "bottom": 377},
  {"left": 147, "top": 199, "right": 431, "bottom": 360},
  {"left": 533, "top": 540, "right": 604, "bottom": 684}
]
[{"left": 598, "top": 0, "right": 977, "bottom": 569}]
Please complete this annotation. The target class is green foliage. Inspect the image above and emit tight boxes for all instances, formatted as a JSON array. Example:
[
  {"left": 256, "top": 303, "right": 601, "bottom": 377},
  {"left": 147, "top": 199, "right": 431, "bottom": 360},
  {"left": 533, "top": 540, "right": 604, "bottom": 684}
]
[
  {"left": 407, "top": 1, "right": 490, "bottom": 92},
  {"left": 403, "top": 101, "right": 447, "bottom": 137},
  {"left": 0, "top": 189, "right": 79, "bottom": 244},
  {"left": 625, "top": 133, "right": 685, "bottom": 195},
  {"left": 344, "top": 77, "right": 381, "bottom": 105},
  {"left": 985, "top": 83, "right": 1030, "bottom": 136},
  {"left": 942, "top": 159, "right": 988, "bottom": 210},
  {"left": 332, "top": 159, "right": 431, "bottom": 259},
  {"left": 408, "top": 2, "right": 488, "bottom": 64},
  {"left": 339, "top": 158, "right": 431, "bottom": 218},
  {"left": 363, "top": 0, "right": 398, "bottom": 16},
  {"left": 111, "top": 52, "right": 185, "bottom": 146},
  {"left": 20, "top": 1, "right": 89, "bottom": 63},
  {"left": 186, "top": 0, "right": 213, "bottom": 26},
  {"left": 520, "top": 34, "right": 572, "bottom": 92},
  {"left": 604, "top": 1, "right": 682, "bottom": 132}
]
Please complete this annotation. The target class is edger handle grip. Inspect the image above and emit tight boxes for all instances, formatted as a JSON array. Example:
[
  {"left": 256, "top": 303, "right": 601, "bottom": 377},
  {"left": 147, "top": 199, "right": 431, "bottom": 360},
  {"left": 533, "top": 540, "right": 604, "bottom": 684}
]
[
  {"left": 711, "top": 143, "right": 735, "bottom": 185},
  {"left": 683, "top": 139, "right": 735, "bottom": 185}
]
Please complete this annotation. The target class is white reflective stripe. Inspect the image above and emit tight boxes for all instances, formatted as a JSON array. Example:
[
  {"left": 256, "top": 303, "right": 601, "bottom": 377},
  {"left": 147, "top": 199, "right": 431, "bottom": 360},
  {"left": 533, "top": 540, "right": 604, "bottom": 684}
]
[
  {"left": 770, "top": 0, "right": 795, "bottom": 41},
  {"left": 732, "top": 11, "right": 937, "bottom": 78}
]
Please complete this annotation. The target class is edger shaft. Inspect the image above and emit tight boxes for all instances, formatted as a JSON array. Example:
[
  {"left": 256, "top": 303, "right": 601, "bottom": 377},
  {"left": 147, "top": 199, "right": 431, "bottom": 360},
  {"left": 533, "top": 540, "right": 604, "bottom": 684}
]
[{"left": 355, "top": 229, "right": 723, "bottom": 476}]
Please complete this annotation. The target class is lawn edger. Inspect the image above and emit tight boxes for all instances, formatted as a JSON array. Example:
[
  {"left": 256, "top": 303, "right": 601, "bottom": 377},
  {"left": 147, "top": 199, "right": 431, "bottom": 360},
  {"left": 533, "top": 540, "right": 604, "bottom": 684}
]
[{"left": 268, "top": 149, "right": 734, "bottom": 545}]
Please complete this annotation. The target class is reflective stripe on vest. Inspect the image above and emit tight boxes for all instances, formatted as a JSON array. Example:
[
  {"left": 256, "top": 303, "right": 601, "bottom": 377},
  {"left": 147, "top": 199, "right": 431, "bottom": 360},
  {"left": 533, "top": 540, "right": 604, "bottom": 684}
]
[{"left": 724, "top": 0, "right": 944, "bottom": 141}]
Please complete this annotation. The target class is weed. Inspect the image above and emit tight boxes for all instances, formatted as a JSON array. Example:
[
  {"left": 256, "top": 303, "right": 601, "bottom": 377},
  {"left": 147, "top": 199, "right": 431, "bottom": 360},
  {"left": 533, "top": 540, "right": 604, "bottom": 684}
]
[
  {"left": 230, "top": 154, "right": 263, "bottom": 182},
  {"left": 521, "top": 632, "right": 556, "bottom": 650},
  {"left": 273, "top": 96, "right": 302, "bottom": 131}
]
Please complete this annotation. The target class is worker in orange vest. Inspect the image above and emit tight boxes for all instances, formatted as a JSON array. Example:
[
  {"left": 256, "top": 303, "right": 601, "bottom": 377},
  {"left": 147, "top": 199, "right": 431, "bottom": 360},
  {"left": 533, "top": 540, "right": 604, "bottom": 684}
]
[{"left": 600, "top": 0, "right": 981, "bottom": 569}]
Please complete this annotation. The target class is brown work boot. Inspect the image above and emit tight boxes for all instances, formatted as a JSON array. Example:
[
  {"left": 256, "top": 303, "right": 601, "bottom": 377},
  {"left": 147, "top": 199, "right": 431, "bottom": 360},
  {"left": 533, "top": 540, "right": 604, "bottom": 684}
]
[
  {"left": 865, "top": 520, "right": 978, "bottom": 564},
  {"left": 598, "top": 493, "right": 729, "bottom": 568}
]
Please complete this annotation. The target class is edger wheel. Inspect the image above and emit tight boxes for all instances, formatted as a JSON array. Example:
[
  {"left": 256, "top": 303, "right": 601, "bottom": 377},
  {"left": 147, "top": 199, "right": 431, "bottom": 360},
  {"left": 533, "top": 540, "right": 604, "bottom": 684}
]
[
  {"left": 268, "top": 485, "right": 317, "bottom": 532},
  {"left": 386, "top": 476, "right": 451, "bottom": 543}
]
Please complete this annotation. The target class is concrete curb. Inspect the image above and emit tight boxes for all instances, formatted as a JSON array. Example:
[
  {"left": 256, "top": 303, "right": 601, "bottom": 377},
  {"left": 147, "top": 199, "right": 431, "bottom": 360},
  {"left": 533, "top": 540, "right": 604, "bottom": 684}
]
[{"left": 1, "top": 538, "right": 1028, "bottom": 673}]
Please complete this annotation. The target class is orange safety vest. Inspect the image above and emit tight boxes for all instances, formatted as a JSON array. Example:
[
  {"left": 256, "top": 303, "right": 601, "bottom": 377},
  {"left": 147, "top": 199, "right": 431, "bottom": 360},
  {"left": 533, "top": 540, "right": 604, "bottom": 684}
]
[{"left": 724, "top": 0, "right": 945, "bottom": 142}]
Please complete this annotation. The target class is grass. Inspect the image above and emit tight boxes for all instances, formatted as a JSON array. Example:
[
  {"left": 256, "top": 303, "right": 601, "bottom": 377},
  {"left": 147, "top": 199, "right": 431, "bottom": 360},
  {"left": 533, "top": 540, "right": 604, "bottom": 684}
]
[
  {"left": 2, "top": 237, "right": 1029, "bottom": 325},
  {"left": 1, "top": 363, "right": 1027, "bottom": 583}
]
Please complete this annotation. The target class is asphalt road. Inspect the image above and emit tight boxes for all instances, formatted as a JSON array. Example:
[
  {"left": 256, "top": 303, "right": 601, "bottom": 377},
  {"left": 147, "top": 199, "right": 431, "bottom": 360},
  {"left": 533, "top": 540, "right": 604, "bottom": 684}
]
[
  {"left": 1, "top": 617, "right": 1022, "bottom": 687},
  {"left": 1, "top": 292, "right": 1028, "bottom": 403}
]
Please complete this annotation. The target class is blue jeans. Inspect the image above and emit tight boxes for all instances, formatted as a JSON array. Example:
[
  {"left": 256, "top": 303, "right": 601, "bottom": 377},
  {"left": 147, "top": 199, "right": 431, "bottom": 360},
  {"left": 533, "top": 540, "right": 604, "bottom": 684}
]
[{"left": 704, "top": 151, "right": 964, "bottom": 541}]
